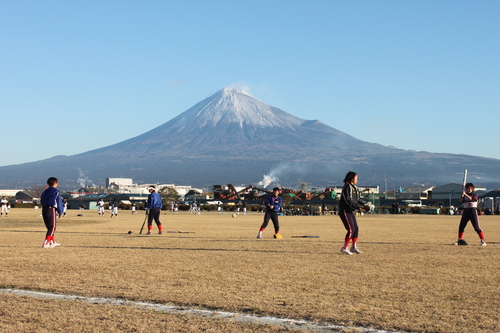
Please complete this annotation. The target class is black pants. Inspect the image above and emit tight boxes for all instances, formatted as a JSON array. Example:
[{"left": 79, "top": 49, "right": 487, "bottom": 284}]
[
  {"left": 148, "top": 207, "right": 162, "bottom": 226},
  {"left": 42, "top": 206, "right": 57, "bottom": 237},
  {"left": 339, "top": 209, "right": 359, "bottom": 239},
  {"left": 260, "top": 211, "right": 280, "bottom": 232},
  {"left": 459, "top": 209, "right": 482, "bottom": 233}
]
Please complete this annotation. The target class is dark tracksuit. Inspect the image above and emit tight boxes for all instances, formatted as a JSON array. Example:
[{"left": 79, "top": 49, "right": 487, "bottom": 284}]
[
  {"left": 339, "top": 182, "right": 365, "bottom": 241},
  {"left": 260, "top": 195, "right": 283, "bottom": 233},
  {"left": 40, "top": 187, "right": 64, "bottom": 239}
]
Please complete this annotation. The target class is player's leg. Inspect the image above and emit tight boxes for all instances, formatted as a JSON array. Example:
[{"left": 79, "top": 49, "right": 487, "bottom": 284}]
[
  {"left": 257, "top": 212, "right": 271, "bottom": 238},
  {"left": 470, "top": 210, "right": 485, "bottom": 245},
  {"left": 270, "top": 212, "right": 281, "bottom": 238},
  {"left": 339, "top": 210, "right": 354, "bottom": 254},
  {"left": 146, "top": 209, "right": 155, "bottom": 235},
  {"left": 154, "top": 208, "right": 163, "bottom": 234},
  {"left": 42, "top": 207, "right": 57, "bottom": 247},
  {"left": 349, "top": 216, "right": 361, "bottom": 254},
  {"left": 458, "top": 213, "right": 470, "bottom": 241}
]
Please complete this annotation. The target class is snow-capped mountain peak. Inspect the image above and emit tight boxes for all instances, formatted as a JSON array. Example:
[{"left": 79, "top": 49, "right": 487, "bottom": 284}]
[{"left": 170, "top": 88, "right": 304, "bottom": 131}]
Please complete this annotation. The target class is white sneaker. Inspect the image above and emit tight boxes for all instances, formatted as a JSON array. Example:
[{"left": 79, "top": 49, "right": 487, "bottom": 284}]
[
  {"left": 52, "top": 242, "right": 61, "bottom": 247},
  {"left": 481, "top": 240, "right": 487, "bottom": 246},
  {"left": 340, "top": 247, "right": 353, "bottom": 255},
  {"left": 42, "top": 241, "right": 54, "bottom": 248},
  {"left": 350, "top": 247, "right": 362, "bottom": 254}
]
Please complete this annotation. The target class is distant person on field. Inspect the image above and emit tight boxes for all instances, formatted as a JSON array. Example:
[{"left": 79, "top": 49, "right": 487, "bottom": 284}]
[
  {"left": 242, "top": 201, "right": 247, "bottom": 215},
  {"left": 1, "top": 196, "right": 8, "bottom": 217},
  {"left": 40, "top": 177, "right": 64, "bottom": 248},
  {"left": 97, "top": 199, "right": 105, "bottom": 216},
  {"left": 256, "top": 187, "right": 283, "bottom": 239},
  {"left": 456, "top": 183, "right": 486, "bottom": 246},
  {"left": 62, "top": 199, "right": 67, "bottom": 217},
  {"left": 146, "top": 186, "right": 163, "bottom": 235},
  {"left": 110, "top": 199, "right": 118, "bottom": 218},
  {"left": 338, "top": 171, "right": 366, "bottom": 255},
  {"left": 131, "top": 203, "right": 136, "bottom": 215}
]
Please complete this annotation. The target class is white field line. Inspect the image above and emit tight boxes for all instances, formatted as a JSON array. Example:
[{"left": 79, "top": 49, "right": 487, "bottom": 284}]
[{"left": 0, "top": 288, "right": 400, "bottom": 333}]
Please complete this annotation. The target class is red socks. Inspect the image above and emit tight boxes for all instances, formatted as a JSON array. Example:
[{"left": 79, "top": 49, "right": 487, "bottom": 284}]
[{"left": 343, "top": 237, "right": 351, "bottom": 249}]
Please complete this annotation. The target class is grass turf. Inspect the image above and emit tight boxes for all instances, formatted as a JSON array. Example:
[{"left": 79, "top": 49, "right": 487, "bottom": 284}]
[{"left": 0, "top": 208, "right": 498, "bottom": 332}]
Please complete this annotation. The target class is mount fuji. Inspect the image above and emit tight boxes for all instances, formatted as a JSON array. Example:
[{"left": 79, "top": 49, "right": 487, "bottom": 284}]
[{"left": 1, "top": 88, "right": 499, "bottom": 189}]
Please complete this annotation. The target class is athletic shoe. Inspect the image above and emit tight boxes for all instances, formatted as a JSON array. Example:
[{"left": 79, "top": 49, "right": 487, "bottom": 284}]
[
  {"left": 340, "top": 247, "right": 353, "bottom": 255},
  {"left": 273, "top": 233, "right": 283, "bottom": 239},
  {"left": 350, "top": 247, "right": 362, "bottom": 254},
  {"left": 42, "top": 241, "right": 54, "bottom": 248},
  {"left": 481, "top": 240, "right": 487, "bottom": 246},
  {"left": 158, "top": 231, "right": 163, "bottom": 235},
  {"left": 52, "top": 242, "right": 61, "bottom": 247},
  {"left": 256, "top": 233, "right": 262, "bottom": 239},
  {"left": 146, "top": 231, "right": 152, "bottom": 235}
]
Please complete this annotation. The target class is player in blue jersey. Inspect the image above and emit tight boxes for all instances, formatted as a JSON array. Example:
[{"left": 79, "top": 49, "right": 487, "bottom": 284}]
[
  {"left": 146, "top": 186, "right": 163, "bottom": 235},
  {"left": 257, "top": 187, "right": 283, "bottom": 239},
  {"left": 40, "top": 177, "right": 64, "bottom": 248}
]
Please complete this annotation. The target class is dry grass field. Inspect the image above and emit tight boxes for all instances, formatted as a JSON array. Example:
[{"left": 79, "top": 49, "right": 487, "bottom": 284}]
[{"left": 0, "top": 208, "right": 498, "bottom": 332}]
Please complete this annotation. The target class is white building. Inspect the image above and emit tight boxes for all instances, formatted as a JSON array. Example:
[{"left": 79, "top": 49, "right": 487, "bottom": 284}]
[
  {"left": 105, "top": 177, "right": 202, "bottom": 198},
  {"left": 0, "top": 189, "right": 21, "bottom": 197},
  {"left": 106, "top": 178, "right": 134, "bottom": 187}
]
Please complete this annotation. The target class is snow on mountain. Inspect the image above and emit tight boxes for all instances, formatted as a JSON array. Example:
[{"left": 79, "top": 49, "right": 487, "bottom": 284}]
[
  {"left": 117, "top": 87, "right": 361, "bottom": 151},
  {"left": 170, "top": 88, "right": 304, "bottom": 131}
]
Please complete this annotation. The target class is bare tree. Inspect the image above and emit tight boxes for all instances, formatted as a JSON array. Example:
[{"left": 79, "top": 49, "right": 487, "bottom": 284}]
[{"left": 24, "top": 184, "right": 47, "bottom": 198}]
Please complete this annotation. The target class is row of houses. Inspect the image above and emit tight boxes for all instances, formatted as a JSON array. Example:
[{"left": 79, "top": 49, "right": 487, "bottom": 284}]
[{"left": 2, "top": 180, "right": 500, "bottom": 210}]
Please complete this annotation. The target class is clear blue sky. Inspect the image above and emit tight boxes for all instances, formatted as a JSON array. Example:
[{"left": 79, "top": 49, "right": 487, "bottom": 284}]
[{"left": 1, "top": 0, "right": 498, "bottom": 167}]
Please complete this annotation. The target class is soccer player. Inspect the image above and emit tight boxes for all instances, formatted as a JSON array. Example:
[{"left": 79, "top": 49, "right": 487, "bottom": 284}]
[
  {"left": 338, "top": 171, "right": 366, "bottom": 255},
  {"left": 146, "top": 186, "right": 163, "bottom": 235},
  {"left": 456, "top": 183, "right": 486, "bottom": 246},
  {"left": 256, "top": 187, "right": 283, "bottom": 239},
  {"left": 40, "top": 177, "right": 64, "bottom": 248}
]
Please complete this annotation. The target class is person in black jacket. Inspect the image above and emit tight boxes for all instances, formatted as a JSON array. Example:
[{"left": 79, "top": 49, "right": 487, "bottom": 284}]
[{"left": 338, "top": 171, "right": 366, "bottom": 255}]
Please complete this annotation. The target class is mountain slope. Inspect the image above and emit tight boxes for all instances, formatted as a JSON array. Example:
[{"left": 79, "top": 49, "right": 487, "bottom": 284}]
[
  {"left": 1, "top": 88, "right": 499, "bottom": 189},
  {"left": 82, "top": 88, "right": 382, "bottom": 159}
]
